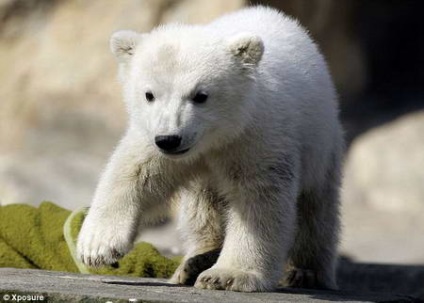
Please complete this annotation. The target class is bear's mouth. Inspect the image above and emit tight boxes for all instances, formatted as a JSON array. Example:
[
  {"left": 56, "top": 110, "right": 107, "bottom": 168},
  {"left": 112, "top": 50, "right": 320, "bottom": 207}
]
[{"left": 160, "top": 147, "right": 190, "bottom": 156}]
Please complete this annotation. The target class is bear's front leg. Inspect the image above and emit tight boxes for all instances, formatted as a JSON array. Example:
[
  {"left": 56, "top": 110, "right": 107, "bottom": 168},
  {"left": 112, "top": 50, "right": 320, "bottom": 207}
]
[
  {"left": 195, "top": 172, "right": 298, "bottom": 292},
  {"left": 77, "top": 134, "right": 180, "bottom": 267}
]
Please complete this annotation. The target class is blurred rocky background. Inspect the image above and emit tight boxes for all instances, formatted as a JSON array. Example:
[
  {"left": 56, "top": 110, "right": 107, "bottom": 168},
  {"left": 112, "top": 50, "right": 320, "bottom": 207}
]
[{"left": 0, "top": 0, "right": 423, "bottom": 265}]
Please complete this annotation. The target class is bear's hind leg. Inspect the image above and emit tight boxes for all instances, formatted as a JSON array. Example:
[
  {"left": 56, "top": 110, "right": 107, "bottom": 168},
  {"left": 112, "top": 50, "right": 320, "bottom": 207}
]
[
  {"left": 284, "top": 161, "right": 341, "bottom": 290},
  {"left": 170, "top": 183, "right": 225, "bottom": 285}
]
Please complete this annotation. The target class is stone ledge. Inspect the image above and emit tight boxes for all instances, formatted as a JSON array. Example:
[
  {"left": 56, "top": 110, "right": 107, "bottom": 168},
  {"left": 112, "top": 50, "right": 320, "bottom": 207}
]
[
  {"left": 338, "top": 259, "right": 424, "bottom": 299},
  {"left": 0, "top": 267, "right": 421, "bottom": 303}
]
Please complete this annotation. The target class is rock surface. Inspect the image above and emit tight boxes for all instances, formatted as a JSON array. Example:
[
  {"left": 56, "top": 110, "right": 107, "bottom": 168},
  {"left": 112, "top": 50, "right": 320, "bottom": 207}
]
[
  {"left": 341, "top": 111, "right": 424, "bottom": 264},
  {"left": 344, "top": 111, "right": 424, "bottom": 213},
  {"left": 338, "top": 259, "right": 424, "bottom": 300},
  {"left": 0, "top": 267, "right": 420, "bottom": 303}
]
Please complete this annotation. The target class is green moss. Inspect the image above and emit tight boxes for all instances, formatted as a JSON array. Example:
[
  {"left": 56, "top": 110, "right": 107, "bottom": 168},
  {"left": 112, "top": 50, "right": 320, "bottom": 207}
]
[
  {"left": 92, "top": 242, "right": 179, "bottom": 277},
  {"left": 0, "top": 202, "right": 181, "bottom": 278},
  {"left": 0, "top": 202, "right": 78, "bottom": 272}
]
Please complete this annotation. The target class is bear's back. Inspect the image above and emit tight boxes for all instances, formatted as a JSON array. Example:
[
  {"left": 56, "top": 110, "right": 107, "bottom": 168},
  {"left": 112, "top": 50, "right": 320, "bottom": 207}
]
[
  {"left": 207, "top": 7, "right": 336, "bottom": 111},
  {"left": 207, "top": 6, "right": 318, "bottom": 71},
  {"left": 209, "top": 7, "right": 342, "bottom": 190}
]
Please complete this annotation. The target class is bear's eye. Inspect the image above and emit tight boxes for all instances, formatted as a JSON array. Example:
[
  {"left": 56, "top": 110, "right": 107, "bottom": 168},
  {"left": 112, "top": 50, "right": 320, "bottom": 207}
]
[
  {"left": 192, "top": 91, "right": 208, "bottom": 104},
  {"left": 145, "top": 91, "right": 155, "bottom": 102}
]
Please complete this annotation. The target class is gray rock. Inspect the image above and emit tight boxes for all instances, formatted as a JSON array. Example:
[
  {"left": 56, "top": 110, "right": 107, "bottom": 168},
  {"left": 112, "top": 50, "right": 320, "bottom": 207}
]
[
  {"left": 342, "top": 111, "right": 424, "bottom": 264},
  {"left": 0, "top": 267, "right": 419, "bottom": 303},
  {"left": 344, "top": 111, "right": 424, "bottom": 213},
  {"left": 338, "top": 258, "right": 424, "bottom": 300}
]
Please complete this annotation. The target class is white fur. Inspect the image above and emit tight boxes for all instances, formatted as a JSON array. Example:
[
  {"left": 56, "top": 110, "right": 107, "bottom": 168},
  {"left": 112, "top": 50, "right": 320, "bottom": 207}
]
[{"left": 77, "top": 6, "right": 343, "bottom": 292}]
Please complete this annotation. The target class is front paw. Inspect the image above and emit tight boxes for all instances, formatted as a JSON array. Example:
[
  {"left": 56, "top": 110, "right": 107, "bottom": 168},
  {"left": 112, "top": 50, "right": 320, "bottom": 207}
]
[
  {"left": 194, "top": 268, "right": 272, "bottom": 292},
  {"left": 77, "top": 219, "right": 133, "bottom": 267}
]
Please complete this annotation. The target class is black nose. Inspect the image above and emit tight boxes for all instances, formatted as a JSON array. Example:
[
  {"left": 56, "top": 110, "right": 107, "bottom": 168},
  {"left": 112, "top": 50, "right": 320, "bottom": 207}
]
[{"left": 155, "top": 135, "right": 182, "bottom": 151}]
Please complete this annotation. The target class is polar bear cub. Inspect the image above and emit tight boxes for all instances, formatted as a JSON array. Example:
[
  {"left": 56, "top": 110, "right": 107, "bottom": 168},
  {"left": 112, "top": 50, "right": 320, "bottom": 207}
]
[{"left": 77, "top": 6, "right": 344, "bottom": 292}]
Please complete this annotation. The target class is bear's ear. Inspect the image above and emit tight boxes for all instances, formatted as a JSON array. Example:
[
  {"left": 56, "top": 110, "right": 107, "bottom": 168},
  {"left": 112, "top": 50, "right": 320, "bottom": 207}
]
[
  {"left": 110, "top": 30, "right": 141, "bottom": 62},
  {"left": 227, "top": 33, "right": 264, "bottom": 66}
]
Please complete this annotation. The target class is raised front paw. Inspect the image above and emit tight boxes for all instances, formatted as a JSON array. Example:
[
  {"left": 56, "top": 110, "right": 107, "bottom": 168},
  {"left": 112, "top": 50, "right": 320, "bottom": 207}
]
[
  {"left": 194, "top": 268, "right": 272, "bottom": 292},
  {"left": 77, "top": 219, "right": 133, "bottom": 267}
]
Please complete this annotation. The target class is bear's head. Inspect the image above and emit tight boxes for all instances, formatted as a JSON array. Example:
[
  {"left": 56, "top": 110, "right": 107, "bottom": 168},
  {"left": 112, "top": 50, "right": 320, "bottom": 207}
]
[{"left": 110, "top": 25, "right": 264, "bottom": 160}]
